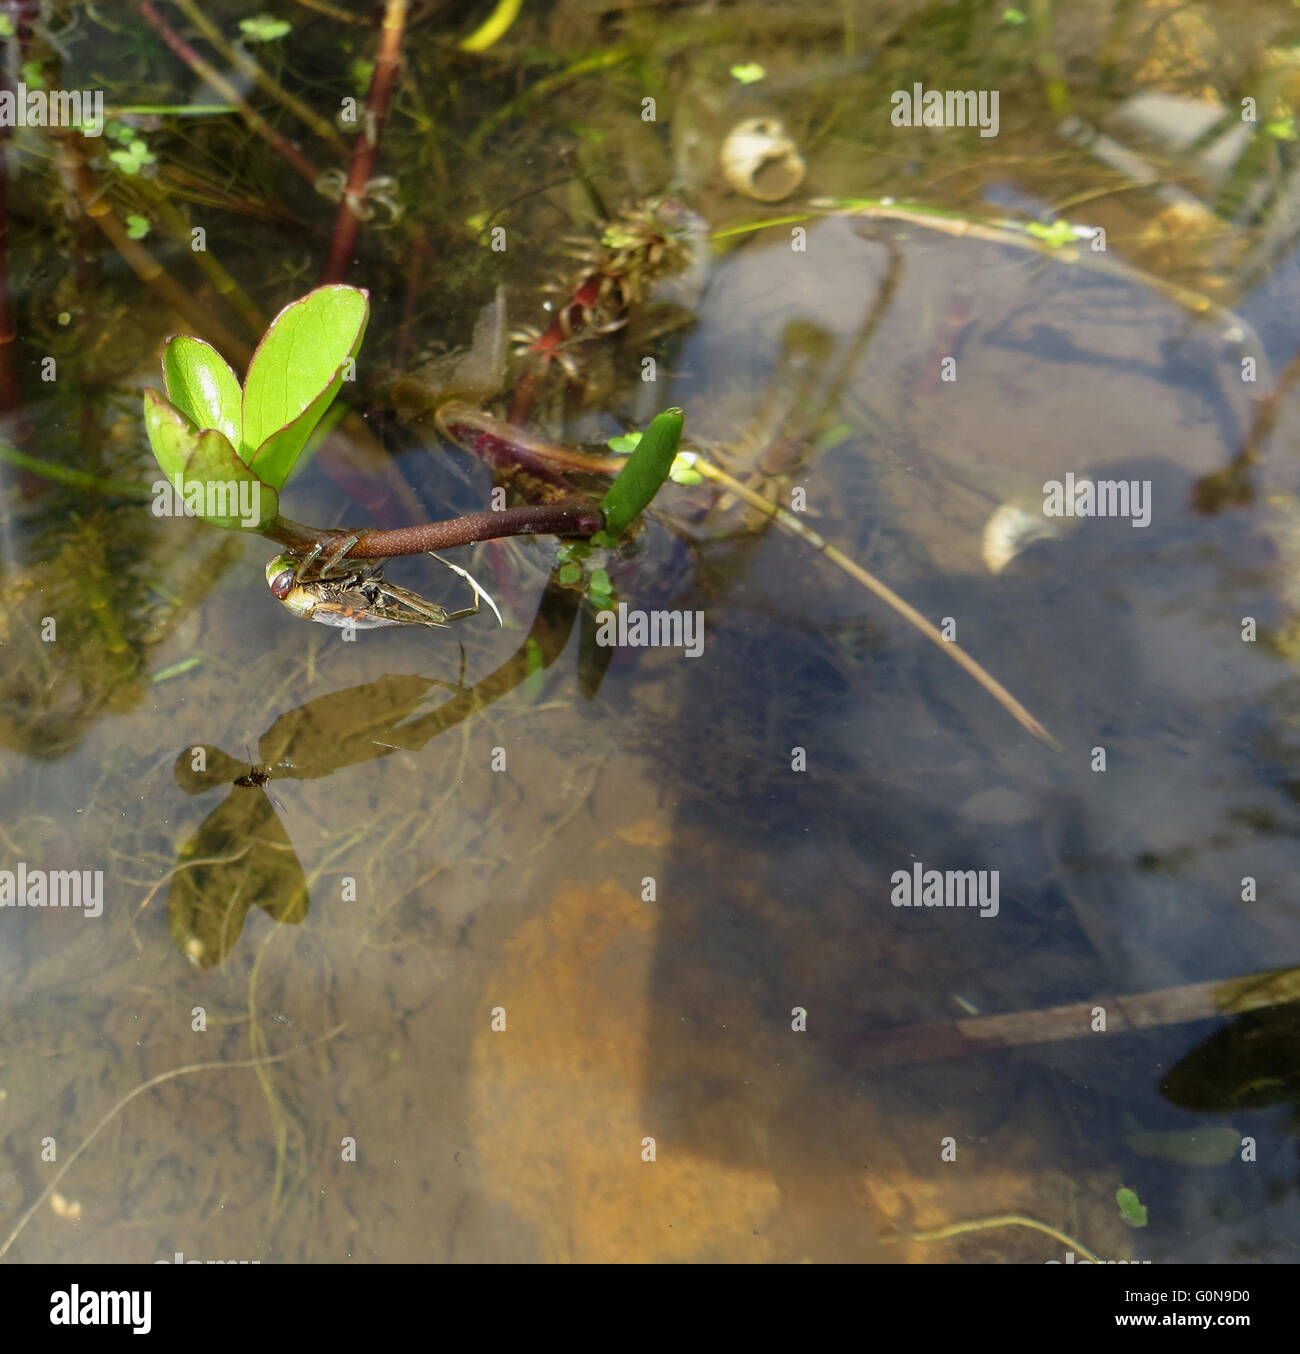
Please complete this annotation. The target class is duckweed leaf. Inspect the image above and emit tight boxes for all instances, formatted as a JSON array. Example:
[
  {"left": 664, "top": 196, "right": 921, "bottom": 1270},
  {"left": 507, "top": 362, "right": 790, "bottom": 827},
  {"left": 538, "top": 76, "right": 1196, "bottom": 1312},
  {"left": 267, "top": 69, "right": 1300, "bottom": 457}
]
[{"left": 1116, "top": 1187, "right": 1148, "bottom": 1229}]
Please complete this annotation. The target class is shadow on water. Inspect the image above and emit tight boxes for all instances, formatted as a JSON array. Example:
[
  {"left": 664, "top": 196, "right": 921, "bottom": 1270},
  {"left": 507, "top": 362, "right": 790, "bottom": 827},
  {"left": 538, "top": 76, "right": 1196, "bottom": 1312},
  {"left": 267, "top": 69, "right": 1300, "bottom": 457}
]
[{"left": 3, "top": 0, "right": 1300, "bottom": 1264}]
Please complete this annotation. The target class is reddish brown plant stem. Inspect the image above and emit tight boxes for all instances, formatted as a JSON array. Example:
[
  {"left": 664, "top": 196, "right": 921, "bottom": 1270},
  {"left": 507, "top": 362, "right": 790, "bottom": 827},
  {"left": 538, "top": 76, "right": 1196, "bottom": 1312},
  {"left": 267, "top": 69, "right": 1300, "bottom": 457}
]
[
  {"left": 268, "top": 502, "right": 604, "bottom": 559},
  {"left": 320, "top": 0, "right": 408, "bottom": 283},
  {"left": 436, "top": 401, "right": 624, "bottom": 474},
  {"left": 508, "top": 271, "right": 611, "bottom": 424},
  {"left": 136, "top": 1, "right": 321, "bottom": 185}
]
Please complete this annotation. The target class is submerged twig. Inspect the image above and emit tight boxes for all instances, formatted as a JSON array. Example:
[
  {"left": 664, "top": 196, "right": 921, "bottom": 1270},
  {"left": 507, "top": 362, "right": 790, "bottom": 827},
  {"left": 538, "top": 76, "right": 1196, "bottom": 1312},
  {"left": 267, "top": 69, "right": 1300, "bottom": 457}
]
[
  {"left": 0, "top": 88, "right": 31, "bottom": 449},
  {"left": 843, "top": 966, "right": 1300, "bottom": 1071},
  {"left": 133, "top": 176, "right": 269, "bottom": 334},
  {"left": 320, "top": 0, "right": 407, "bottom": 284},
  {"left": 808, "top": 196, "right": 1268, "bottom": 368}
]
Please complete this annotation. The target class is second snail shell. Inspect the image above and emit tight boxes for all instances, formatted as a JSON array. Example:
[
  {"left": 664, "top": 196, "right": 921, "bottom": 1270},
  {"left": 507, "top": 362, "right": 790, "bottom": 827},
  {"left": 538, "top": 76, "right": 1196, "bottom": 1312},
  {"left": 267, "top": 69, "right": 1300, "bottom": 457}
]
[{"left": 719, "top": 117, "right": 806, "bottom": 203}]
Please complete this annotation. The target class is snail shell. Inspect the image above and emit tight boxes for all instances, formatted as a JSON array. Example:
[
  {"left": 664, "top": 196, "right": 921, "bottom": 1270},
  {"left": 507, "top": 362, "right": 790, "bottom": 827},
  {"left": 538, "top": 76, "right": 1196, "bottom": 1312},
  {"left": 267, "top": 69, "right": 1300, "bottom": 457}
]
[
  {"left": 719, "top": 117, "right": 806, "bottom": 203},
  {"left": 981, "top": 502, "right": 1064, "bottom": 575}
]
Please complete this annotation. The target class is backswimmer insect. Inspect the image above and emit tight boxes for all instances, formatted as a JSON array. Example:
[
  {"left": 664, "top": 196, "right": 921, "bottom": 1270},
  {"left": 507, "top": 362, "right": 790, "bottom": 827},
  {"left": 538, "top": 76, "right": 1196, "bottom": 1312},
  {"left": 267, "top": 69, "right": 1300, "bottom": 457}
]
[{"left": 265, "top": 534, "right": 503, "bottom": 631}]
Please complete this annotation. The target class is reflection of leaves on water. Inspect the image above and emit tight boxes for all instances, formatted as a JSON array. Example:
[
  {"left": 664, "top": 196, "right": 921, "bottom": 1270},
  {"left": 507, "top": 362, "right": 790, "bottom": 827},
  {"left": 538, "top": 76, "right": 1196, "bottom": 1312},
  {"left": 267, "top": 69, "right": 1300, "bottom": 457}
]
[
  {"left": 1161, "top": 1004, "right": 1300, "bottom": 1113},
  {"left": 167, "top": 780, "right": 307, "bottom": 969},
  {"left": 169, "top": 673, "right": 455, "bottom": 969},
  {"left": 166, "top": 580, "right": 581, "bottom": 968}
]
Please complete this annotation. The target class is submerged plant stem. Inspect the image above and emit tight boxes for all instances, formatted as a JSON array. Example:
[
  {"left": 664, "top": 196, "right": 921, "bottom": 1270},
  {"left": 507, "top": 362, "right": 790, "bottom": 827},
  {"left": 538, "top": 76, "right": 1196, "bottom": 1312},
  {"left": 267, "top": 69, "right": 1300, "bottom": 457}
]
[
  {"left": 135, "top": 1, "right": 321, "bottom": 185},
  {"left": 843, "top": 966, "right": 1300, "bottom": 1071},
  {"left": 56, "top": 134, "right": 252, "bottom": 365},
  {"left": 168, "top": 0, "right": 350, "bottom": 154},
  {"left": 459, "top": 0, "right": 524, "bottom": 51},
  {"left": 320, "top": 0, "right": 407, "bottom": 284},
  {"left": 884, "top": 1214, "right": 1104, "bottom": 1264},
  {"left": 680, "top": 453, "right": 1061, "bottom": 751},
  {"left": 0, "top": 437, "right": 153, "bottom": 498},
  {"left": 0, "top": 1025, "right": 346, "bottom": 1261}
]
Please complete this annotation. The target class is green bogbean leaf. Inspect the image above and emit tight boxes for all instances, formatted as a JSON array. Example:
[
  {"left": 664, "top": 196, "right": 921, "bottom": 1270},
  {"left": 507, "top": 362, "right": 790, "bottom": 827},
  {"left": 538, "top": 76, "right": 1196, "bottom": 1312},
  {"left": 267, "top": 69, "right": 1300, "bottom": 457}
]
[
  {"left": 163, "top": 336, "right": 243, "bottom": 450},
  {"left": 142, "top": 391, "right": 277, "bottom": 530},
  {"left": 243, "top": 285, "right": 369, "bottom": 489},
  {"left": 598, "top": 407, "right": 684, "bottom": 541},
  {"left": 143, "top": 388, "right": 200, "bottom": 482},
  {"left": 184, "top": 428, "right": 278, "bottom": 529}
]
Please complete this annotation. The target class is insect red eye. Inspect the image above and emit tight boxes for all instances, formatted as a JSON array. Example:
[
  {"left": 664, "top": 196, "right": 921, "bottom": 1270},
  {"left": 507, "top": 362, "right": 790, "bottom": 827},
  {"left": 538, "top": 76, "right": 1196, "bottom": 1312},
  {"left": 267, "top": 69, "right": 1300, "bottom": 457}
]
[{"left": 270, "top": 569, "right": 296, "bottom": 600}]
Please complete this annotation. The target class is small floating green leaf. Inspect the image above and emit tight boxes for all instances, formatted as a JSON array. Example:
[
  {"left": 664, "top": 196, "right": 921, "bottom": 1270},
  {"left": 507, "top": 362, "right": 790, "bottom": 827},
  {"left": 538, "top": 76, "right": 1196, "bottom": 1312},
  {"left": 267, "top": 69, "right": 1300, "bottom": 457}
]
[
  {"left": 239, "top": 14, "right": 291, "bottom": 42},
  {"left": 1116, "top": 1187, "right": 1148, "bottom": 1229},
  {"left": 605, "top": 431, "right": 641, "bottom": 456},
  {"left": 668, "top": 453, "right": 702, "bottom": 485},
  {"left": 1024, "top": 219, "right": 1079, "bottom": 248},
  {"left": 729, "top": 62, "right": 766, "bottom": 84}
]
